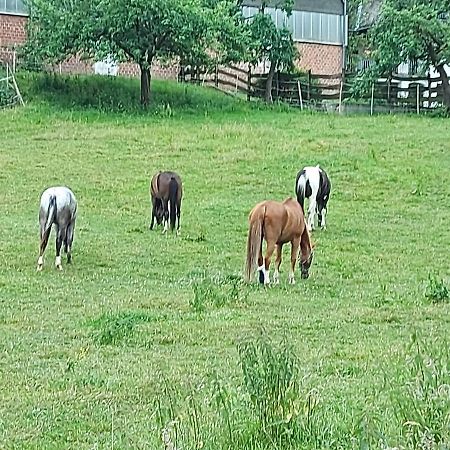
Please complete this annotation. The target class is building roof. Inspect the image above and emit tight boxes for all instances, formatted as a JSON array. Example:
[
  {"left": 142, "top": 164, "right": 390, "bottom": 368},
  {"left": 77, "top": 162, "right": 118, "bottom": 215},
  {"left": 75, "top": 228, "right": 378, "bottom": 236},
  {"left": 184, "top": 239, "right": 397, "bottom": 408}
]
[{"left": 241, "top": 0, "right": 345, "bottom": 16}]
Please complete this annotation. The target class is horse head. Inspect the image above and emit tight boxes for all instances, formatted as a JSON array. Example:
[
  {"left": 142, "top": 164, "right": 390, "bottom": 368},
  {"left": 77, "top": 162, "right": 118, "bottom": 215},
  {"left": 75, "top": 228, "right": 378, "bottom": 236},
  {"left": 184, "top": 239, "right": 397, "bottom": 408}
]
[
  {"left": 154, "top": 200, "right": 164, "bottom": 225},
  {"left": 300, "top": 251, "right": 314, "bottom": 279}
]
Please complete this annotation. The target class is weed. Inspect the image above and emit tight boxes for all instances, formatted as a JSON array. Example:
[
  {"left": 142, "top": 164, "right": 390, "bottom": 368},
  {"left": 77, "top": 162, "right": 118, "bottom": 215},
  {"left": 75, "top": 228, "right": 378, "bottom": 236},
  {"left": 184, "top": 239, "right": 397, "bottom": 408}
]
[
  {"left": 425, "top": 275, "right": 449, "bottom": 303},
  {"left": 90, "top": 311, "right": 154, "bottom": 345},
  {"left": 190, "top": 274, "right": 248, "bottom": 313}
]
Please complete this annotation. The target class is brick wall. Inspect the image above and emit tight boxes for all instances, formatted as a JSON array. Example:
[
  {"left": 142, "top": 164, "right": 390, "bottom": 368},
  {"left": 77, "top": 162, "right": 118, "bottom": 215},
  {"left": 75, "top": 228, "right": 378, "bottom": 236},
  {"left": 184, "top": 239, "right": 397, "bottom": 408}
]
[
  {"left": 296, "top": 42, "right": 343, "bottom": 75},
  {"left": 0, "top": 13, "right": 179, "bottom": 79},
  {"left": 0, "top": 14, "right": 27, "bottom": 47},
  {"left": 1, "top": 13, "right": 343, "bottom": 79}
]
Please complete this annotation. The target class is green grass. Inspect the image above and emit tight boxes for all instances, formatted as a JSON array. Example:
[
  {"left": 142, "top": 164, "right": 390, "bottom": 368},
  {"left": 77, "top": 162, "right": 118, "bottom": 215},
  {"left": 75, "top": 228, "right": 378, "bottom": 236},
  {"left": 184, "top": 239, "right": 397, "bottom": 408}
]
[{"left": 0, "top": 73, "right": 449, "bottom": 449}]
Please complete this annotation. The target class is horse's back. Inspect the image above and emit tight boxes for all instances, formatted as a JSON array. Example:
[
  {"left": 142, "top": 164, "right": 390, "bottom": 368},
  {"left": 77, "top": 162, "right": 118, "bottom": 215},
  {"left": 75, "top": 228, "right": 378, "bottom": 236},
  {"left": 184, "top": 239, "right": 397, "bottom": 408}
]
[
  {"left": 40, "top": 186, "right": 77, "bottom": 219},
  {"left": 151, "top": 171, "right": 182, "bottom": 199}
]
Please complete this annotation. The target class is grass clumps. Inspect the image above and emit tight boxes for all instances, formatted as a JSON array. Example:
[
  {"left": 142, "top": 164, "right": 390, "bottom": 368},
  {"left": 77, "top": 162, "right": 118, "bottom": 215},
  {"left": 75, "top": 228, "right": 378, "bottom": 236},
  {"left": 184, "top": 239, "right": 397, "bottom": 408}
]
[
  {"left": 90, "top": 310, "right": 155, "bottom": 345},
  {"left": 190, "top": 274, "right": 249, "bottom": 313},
  {"left": 425, "top": 274, "right": 449, "bottom": 304}
]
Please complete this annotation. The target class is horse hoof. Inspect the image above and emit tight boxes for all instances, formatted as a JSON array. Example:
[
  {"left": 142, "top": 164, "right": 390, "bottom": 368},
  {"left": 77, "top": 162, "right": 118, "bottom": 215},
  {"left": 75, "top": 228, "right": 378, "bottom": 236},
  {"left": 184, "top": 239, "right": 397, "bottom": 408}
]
[
  {"left": 56, "top": 265, "right": 63, "bottom": 271},
  {"left": 288, "top": 278, "right": 296, "bottom": 285},
  {"left": 37, "top": 265, "right": 43, "bottom": 272}
]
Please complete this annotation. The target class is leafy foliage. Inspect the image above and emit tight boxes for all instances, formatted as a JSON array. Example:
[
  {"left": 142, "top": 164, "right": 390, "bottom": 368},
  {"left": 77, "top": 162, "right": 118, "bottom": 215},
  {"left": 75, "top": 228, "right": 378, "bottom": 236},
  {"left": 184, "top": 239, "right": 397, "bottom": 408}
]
[
  {"left": 246, "top": 1, "right": 297, "bottom": 102},
  {"left": 367, "top": 0, "right": 450, "bottom": 108},
  {"left": 24, "top": 0, "right": 244, "bottom": 105}
]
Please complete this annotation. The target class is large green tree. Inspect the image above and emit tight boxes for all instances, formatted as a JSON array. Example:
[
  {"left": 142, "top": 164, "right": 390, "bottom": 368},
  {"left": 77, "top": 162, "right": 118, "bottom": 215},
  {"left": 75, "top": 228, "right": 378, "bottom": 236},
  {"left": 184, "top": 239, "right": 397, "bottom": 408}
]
[
  {"left": 26, "top": 0, "right": 243, "bottom": 106},
  {"left": 369, "top": 0, "right": 450, "bottom": 109},
  {"left": 246, "top": 1, "right": 297, "bottom": 103}
]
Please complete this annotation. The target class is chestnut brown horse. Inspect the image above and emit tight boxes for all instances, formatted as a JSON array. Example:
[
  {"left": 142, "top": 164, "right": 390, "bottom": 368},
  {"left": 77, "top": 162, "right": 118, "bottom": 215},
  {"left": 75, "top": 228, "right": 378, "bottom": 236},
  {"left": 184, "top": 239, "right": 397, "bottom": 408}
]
[
  {"left": 150, "top": 171, "right": 183, "bottom": 233},
  {"left": 245, "top": 197, "right": 313, "bottom": 285}
]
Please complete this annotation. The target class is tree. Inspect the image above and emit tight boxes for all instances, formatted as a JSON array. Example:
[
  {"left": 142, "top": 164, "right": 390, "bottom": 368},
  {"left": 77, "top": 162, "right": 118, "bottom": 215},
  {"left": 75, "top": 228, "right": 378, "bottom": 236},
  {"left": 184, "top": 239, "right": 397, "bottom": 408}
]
[
  {"left": 369, "top": 0, "right": 450, "bottom": 110},
  {"left": 246, "top": 1, "right": 297, "bottom": 103},
  {"left": 25, "top": 0, "right": 242, "bottom": 106}
]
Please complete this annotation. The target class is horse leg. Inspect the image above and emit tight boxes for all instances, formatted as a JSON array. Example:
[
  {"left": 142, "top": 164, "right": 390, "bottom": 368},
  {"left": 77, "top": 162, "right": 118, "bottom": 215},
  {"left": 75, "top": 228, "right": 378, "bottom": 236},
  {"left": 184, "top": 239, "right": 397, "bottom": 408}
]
[
  {"left": 55, "top": 226, "right": 66, "bottom": 270},
  {"left": 273, "top": 244, "right": 282, "bottom": 284},
  {"left": 162, "top": 199, "right": 169, "bottom": 234},
  {"left": 150, "top": 202, "right": 156, "bottom": 230},
  {"left": 262, "top": 241, "right": 276, "bottom": 285},
  {"left": 176, "top": 200, "right": 181, "bottom": 235},
  {"left": 307, "top": 197, "right": 316, "bottom": 231},
  {"left": 289, "top": 238, "right": 301, "bottom": 284},
  {"left": 65, "top": 220, "right": 75, "bottom": 263},
  {"left": 320, "top": 204, "right": 327, "bottom": 230},
  {"left": 37, "top": 226, "right": 51, "bottom": 271},
  {"left": 256, "top": 242, "right": 265, "bottom": 284}
]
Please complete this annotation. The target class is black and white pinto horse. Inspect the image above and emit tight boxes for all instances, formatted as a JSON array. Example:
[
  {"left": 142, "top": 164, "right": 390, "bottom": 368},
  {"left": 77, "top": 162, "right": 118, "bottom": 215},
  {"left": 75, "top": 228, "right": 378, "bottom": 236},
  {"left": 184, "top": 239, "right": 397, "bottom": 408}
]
[
  {"left": 295, "top": 165, "right": 331, "bottom": 231},
  {"left": 37, "top": 186, "right": 77, "bottom": 271}
]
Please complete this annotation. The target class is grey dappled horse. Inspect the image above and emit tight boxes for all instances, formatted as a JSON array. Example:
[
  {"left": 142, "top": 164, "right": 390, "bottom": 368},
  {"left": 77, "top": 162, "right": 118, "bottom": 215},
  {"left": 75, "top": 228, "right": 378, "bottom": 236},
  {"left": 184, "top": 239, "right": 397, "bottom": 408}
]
[{"left": 37, "top": 186, "right": 77, "bottom": 271}]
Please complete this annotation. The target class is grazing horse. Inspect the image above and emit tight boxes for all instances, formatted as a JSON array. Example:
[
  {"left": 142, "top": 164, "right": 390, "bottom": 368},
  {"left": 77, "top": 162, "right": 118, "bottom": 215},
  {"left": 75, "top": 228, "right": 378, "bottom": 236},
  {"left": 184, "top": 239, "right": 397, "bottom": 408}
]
[
  {"left": 295, "top": 165, "right": 331, "bottom": 232},
  {"left": 245, "top": 197, "right": 314, "bottom": 285},
  {"left": 37, "top": 186, "right": 77, "bottom": 271},
  {"left": 150, "top": 171, "right": 183, "bottom": 233}
]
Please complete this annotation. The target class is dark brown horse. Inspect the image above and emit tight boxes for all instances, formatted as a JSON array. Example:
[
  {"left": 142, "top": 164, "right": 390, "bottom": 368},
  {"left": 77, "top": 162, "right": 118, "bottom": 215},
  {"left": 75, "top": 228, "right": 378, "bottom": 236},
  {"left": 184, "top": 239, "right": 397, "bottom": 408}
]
[
  {"left": 245, "top": 197, "right": 313, "bottom": 284},
  {"left": 150, "top": 171, "right": 183, "bottom": 233}
]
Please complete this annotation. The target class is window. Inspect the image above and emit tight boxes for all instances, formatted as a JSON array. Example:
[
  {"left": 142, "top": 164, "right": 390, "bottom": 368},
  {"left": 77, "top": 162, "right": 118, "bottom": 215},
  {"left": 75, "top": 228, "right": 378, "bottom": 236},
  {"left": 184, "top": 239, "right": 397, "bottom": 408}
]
[
  {"left": 242, "top": 6, "right": 344, "bottom": 45},
  {"left": 0, "top": 0, "right": 27, "bottom": 14}
]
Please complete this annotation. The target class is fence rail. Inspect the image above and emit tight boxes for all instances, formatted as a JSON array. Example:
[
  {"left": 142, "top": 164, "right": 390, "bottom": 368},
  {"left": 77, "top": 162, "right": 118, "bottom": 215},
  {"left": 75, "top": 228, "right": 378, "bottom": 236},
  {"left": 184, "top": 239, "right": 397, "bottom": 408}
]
[{"left": 180, "top": 64, "right": 449, "bottom": 114}]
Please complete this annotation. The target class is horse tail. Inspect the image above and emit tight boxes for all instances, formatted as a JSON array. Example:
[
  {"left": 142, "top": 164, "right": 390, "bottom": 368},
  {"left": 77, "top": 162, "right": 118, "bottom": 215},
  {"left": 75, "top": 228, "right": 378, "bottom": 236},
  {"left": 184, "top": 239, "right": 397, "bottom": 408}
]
[
  {"left": 296, "top": 170, "right": 307, "bottom": 212},
  {"left": 168, "top": 177, "right": 178, "bottom": 231},
  {"left": 43, "top": 195, "right": 57, "bottom": 236},
  {"left": 245, "top": 205, "right": 265, "bottom": 282}
]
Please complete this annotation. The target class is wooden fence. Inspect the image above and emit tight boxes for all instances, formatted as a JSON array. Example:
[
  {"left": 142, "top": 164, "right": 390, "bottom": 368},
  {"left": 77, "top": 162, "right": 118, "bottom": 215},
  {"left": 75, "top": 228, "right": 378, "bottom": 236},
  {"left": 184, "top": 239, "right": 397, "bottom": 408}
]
[{"left": 180, "top": 65, "right": 448, "bottom": 114}]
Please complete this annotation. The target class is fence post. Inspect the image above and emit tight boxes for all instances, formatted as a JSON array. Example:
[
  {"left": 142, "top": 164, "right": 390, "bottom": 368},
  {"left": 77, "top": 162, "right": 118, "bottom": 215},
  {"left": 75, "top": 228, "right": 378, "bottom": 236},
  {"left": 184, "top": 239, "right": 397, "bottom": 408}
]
[
  {"left": 387, "top": 77, "right": 391, "bottom": 104},
  {"left": 307, "top": 69, "right": 311, "bottom": 101},
  {"left": 416, "top": 84, "right": 420, "bottom": 115},
  {"left": 276, "top": 71, "right": 280, "bottom": 100},
  {"left": 297, "top": 80, "right": 303, "bottom": 110},
  {"left": 247, "top": 66, "right": 252, "bottom": 102},
  {"left": 12, "top": 51, "right": 16, "bottom": 73},
  {"left": 370, "top": 83, "right": 375, "bottom": 116},
  {"left": 338, "top": 80, "right": 343, "bottom": 114}
]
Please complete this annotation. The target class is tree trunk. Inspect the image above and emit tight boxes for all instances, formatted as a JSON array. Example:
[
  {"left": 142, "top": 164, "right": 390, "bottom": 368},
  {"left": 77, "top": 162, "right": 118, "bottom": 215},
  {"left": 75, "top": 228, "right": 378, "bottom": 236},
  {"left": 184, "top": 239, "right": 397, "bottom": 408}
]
[
  {"left": 140, "top": 65, "right": 151, "bottom": 107},
  {"left": 435, "top": 63, "right": 450, "bottom": 111},
  {"left": 265, "top": 60, "right": 276, "bottom": 103},
  {"left": 428, "top": 43, "right": 450, "bottom": 111}
]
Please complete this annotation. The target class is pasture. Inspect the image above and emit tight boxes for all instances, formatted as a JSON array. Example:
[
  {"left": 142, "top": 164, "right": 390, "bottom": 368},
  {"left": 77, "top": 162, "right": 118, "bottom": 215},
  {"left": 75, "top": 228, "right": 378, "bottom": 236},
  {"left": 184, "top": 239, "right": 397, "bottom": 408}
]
[{"left": 0, "top": 75, "right": 449, "bottom": 449}]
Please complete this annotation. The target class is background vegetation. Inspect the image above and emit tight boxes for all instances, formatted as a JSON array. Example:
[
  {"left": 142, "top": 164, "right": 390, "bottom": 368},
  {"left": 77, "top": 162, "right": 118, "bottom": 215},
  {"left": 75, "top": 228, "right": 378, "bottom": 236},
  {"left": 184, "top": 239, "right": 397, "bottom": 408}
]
[{"left": 0, "top": 74, "right": 449, "bottom": 449}]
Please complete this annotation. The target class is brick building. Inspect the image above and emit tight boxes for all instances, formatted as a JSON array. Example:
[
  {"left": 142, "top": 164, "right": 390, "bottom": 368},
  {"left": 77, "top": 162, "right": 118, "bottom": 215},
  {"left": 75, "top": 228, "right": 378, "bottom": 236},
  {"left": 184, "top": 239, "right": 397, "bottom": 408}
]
[
  {"left": 243, "top": 0, "right": 348, "bottom": 75},
  {"left": 1, "top": 0, "right": 347, "bottom": 78}
]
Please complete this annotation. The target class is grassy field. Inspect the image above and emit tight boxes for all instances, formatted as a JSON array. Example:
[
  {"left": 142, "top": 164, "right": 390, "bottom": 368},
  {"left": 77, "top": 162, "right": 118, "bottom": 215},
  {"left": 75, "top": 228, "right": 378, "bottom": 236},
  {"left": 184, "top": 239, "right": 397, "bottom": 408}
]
[{"left": 0, "top": 74, "right": 449, "bottom": 449}]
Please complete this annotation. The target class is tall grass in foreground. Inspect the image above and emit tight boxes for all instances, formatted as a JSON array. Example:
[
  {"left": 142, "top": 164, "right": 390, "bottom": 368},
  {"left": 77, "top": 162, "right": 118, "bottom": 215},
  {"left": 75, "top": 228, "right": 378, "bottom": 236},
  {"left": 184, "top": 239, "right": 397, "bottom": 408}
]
[
  {"left": 153, "top": 332, "right": 450, "bottom": 450},
  {"left": 155, "top": 332, "right": 330, "bottom": 449}
]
